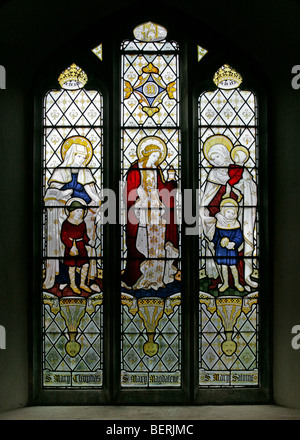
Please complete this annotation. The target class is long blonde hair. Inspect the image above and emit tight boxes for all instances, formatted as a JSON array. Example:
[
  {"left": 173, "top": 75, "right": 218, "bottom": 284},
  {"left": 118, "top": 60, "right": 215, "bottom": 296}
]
[
  {"left": 139, "top": 144, "right": 162, "bottom": 167},
  {"left": 139, "top": 145, "right": 163, "bottom": 193}
]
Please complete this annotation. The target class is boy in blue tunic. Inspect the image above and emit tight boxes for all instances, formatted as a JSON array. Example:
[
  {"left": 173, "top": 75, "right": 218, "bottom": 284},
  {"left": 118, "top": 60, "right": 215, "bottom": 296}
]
[{"left": 212, "top": 198, "right": 244, "bottom": 293}]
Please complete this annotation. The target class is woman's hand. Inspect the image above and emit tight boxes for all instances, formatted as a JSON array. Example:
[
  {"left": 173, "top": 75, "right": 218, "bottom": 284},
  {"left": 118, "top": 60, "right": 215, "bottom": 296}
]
[
  {"left": 63, "top": 189, "right": 73, "bottom": 197},
  {"left": 137, "top": 187, "right": 148, "bottom": 201}
]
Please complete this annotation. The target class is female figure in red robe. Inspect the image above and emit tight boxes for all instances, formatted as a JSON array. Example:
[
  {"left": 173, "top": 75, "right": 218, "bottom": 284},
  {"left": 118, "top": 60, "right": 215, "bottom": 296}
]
[{"left": 121, "top": 136, "right": 179, "bottom": 295}]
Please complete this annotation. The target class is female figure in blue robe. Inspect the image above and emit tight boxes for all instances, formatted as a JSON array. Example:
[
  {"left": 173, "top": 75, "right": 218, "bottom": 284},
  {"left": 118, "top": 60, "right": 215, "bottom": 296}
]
[{"left": 212, "top": 198, "right": 244, "bottom": 293}]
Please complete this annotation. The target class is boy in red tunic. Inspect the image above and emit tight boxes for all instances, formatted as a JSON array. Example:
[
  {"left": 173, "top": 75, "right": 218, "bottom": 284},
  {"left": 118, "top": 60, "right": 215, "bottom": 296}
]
[{"left": 61, "top": 199, "right": 92, "bottom": 294}]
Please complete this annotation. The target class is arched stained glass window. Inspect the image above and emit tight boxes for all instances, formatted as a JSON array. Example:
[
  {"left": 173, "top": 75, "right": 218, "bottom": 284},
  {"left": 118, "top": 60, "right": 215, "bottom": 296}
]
[
  {"left": 35, "top": 17, "right": 269, "bottom": 405},
  {"left": 42, "top": 63, "right": 104, "bottom": 388},
  {"left": 120, "top": 22, "right": 182, "bottom": 388},
  {"left": 198, "top": 64, "right": 260, "bottom": 387}
]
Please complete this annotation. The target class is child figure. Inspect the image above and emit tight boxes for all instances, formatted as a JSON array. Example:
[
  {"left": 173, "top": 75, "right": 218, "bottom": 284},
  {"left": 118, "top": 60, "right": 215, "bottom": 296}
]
[
  {"left": 222, "top": 145, "right": 250, "bottom": 202},
  {"left": 212, "top": 198, "right": 244, "bottom": 293},
  {"left": 61, "top": 198, "right": 92, "bottom": 294}
]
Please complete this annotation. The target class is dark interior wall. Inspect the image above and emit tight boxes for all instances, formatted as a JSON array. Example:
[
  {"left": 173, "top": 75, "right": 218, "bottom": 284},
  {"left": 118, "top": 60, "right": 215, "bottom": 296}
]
[
  {"left": 0, "top": 0, "right": 300, "bottom": 412},
  {"left": 272, "top": 82, "right": 300, "bottom": 409}
]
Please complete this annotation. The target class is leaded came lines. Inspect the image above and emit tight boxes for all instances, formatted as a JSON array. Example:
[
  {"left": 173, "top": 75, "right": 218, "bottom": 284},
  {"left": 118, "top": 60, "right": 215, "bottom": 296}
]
[
  {"left": 198, "top": 64, "right": 260, "bottom": 388},
  {"left": 120, "top": 25, "right": 182, "bottom": 388},
  {"left": 41, "top": 64, "right": 104, "bottom": 389}
]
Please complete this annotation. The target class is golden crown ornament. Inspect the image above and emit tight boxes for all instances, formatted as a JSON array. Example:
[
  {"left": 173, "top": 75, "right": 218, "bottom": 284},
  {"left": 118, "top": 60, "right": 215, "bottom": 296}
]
[
  {"left": 58, "top": 63, "right": 88, "bottom": 90},
  {"left": 213, "top": 64, "right": 242, "bottom": 90}
]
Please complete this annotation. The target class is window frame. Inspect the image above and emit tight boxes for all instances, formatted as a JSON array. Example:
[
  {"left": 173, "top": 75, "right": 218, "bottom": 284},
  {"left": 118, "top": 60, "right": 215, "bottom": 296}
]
[
  {"left": 31, "top": 10, "right": 271, "bottom": 405},
  {"left": 191, "top": 54, "right": 271, "bottom": 404}
]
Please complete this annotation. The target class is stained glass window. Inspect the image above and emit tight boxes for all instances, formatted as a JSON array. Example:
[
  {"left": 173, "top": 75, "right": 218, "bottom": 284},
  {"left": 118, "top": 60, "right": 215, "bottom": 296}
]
[
  {"left": 92, "top": 44, "right": 103, "bottom": 61},
  {"left": 120, "top": 22, "right": 182, "bottom": 388},
  {"left": 37, "top": 20, "right": 268, "bottom": 403},
  {"left": 42, "top": 63, "right": 104, "bottom": 388},
  {"left": 197, "top": 45, "right": 208, "bottom": 62},
  {"left": 198, "top": 64, "right": 259, "bottom": 387}
]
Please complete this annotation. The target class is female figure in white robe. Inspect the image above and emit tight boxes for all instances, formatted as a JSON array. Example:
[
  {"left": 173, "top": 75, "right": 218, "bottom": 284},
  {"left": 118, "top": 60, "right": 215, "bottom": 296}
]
[
  {"left": 43, "top": 136, "right": 101, "bottom": 292},
  {"left": 200, "top": 135, "right": 258, "bottom": 291}
]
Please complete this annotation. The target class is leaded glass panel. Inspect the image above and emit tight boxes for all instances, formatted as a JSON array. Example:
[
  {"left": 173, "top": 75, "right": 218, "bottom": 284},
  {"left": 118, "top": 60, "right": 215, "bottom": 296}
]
[
  {"left": 42, "top": 64, "right": 104, "bottom": 388},
  {"left": 120, "top": 24, "right": 182, "bottom": 388},
  {"left": 198, "top": 65, "right": 259, "bottom": 387}
]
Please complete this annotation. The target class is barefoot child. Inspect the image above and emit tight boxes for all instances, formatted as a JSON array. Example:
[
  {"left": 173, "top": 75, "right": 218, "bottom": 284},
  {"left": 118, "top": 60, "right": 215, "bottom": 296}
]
[
  {"left": 61, "top": 198, "right": 92, "bottom": 294},
  {"left": 212, "top": 198, "right": 244, "bottom": 293}
]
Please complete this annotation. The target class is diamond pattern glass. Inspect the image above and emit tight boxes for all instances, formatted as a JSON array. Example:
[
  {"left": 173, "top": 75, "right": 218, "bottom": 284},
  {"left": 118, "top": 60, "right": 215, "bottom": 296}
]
[
  {"left": 198, "top": 66, "right": 259, "bottom": 387},
  {"left": 42, "top": 68, "right": 104, "bottom": 388},
  {"left": 120, "top": 28, "right": 182, "bottom": 388}
]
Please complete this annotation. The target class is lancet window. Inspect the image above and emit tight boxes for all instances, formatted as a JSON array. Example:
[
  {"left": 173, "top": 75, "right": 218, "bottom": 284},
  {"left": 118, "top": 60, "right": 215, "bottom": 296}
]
[
  {"left": 120, "top": 22, "right": 182, "bottom": 388},
  {"left": 42, "top": 64, "right": 104, "bottom": 388},
  {"left": 198, "top": 64, "right": 260, "bottom": 387}
]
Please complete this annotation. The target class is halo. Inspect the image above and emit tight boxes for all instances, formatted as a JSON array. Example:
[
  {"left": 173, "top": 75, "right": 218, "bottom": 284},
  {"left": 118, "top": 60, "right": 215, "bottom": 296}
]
[
  {"left": 137, "top": 136, "right": 167, "bottom": 165},
  {"left": 61, "top": 136, "right": 93, "bottom": 166},
  {"left": 220, "top": 197, "right": 239, "bottom": 210},
  {"left": 231, "top": 145, "right": 250, "bottom": 162},
  {"left": 203, "top": 135, "right": 233, "bottom": 162},
  {"left": 65, "top": 197, "right": 88, "bottom": 216}
]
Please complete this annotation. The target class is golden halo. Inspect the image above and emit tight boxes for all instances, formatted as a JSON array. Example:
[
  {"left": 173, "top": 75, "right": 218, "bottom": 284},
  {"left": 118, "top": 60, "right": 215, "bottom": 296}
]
[
  {"left": 61, "top": 136, "right": 93, "bottom": 166},
  {"left": 65, "top": 197, "right": 88, "bottom": 216},
  {"left": 220, "top": 197, "right": 239, "bottom": 209},
  {"left": 203, "top": 135, "right": 233, "bottom": 163},
  {"left": 231, "top": 145, "right": 249, "bottom": 162},
  {"left": 137, "top": 136, "right": 167, "bottom": 165}
]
